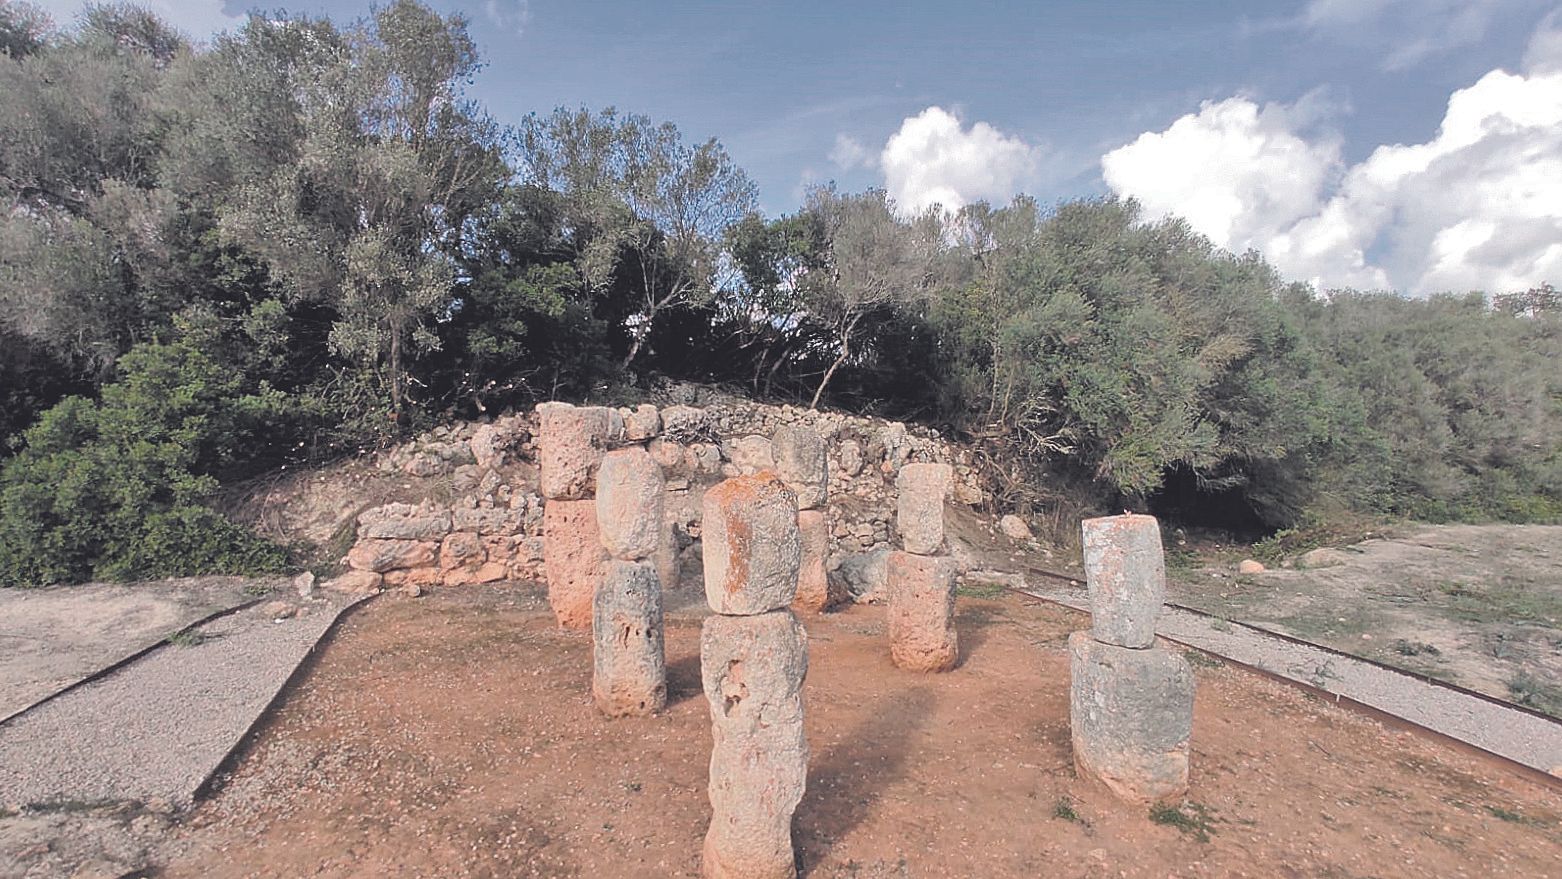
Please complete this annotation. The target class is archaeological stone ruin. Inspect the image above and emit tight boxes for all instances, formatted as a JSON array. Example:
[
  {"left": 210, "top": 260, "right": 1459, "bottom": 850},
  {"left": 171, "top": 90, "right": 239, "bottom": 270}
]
[
  {"left": 888, "top": 462, "right": 960, "bottom": 671},
  {"left": 771, "top": 425, "right": 842, "bottom": 612},
  {"left": 319, "top": 393, "right": 1215, "bottom": 871},
  {"left": 1069, "top": 513, "right": 1195, "bottom": 803},
  {"left": 538, "top": 402, "right": 616, "bottom": 629},
  {"left": 699, "top": 473, "right": 809, "bottom": 879},
  {"left": 592, "top": 446, "right": 668, "bottom": 717}
]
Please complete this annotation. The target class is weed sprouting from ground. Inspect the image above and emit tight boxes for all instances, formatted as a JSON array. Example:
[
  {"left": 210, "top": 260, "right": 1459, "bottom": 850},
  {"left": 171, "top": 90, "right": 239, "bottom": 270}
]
[
  {"left": 957, "top": 582, "right": 1008, "bottom": 600},
  {"left": 1392, "top": 639, "right": 1441, "bottom": 657},
  {"left": 1484, "top": 805, "right": 1535, "bottom": 825},
  {"left": 165, "top": 629, "right": 209, "bottom": 648},
  {"left": 1182, "top": 649, "right": 1224, "bottom": 670},
  {"left": 1507, "top": 671, "right": 1562, "bottom": 716},
  {"left": 1052, "top": 798, "right": 1081, "bottom": 823},
  {"left": 1150, "top": 802, "right": 1219, "bottom": 842}
]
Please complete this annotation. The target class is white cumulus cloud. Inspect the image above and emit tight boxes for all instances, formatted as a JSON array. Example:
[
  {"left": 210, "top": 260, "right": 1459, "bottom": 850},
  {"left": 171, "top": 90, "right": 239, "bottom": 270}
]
[
  {"left": 1101, "top": 35, "right": 1562, "bottom": 295},
  {"left": 879, "top": 107, "right": 1040, "bottom": 215},
  {"left": 829, "top": 134, "right": 872, "bottom": 171}
]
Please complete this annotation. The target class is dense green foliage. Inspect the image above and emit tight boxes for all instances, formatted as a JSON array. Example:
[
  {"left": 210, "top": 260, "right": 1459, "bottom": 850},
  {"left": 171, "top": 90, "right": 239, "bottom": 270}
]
[
  {"left": 0, "top": 1, "right": 1557, "bottom": 585},
  {"left": 0, "top": 338, "right": 288, "bottom": 584}
]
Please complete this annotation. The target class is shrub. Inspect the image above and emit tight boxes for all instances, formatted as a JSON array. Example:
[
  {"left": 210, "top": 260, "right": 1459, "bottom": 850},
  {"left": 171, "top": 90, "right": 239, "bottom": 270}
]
[{"left": 0, "top": 339, "right": 286, "bottom": 586}]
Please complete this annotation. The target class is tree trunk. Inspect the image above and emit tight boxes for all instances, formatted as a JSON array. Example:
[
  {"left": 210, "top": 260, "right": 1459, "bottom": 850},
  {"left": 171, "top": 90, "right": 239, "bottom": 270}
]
[
  {"left": 809, "top": 313, "right": 862, "bottom": 410},
  {"left": 388, "top": 329, "right": 404, "bottom": 418},
  {"left": 622, "top": 330, "right": 646, "bottom": 368}
]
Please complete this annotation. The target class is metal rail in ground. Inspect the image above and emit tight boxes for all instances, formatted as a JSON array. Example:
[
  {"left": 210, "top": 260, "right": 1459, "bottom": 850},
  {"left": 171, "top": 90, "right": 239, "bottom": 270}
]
[{"left": 1008, "top": 575, "right": 1562, "bottom": 788}]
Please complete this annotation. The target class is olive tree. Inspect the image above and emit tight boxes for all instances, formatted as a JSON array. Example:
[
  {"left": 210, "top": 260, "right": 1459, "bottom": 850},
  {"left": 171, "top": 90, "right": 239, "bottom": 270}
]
[{"left": 519, "top": 107, "right": 757, "bottom": 366}]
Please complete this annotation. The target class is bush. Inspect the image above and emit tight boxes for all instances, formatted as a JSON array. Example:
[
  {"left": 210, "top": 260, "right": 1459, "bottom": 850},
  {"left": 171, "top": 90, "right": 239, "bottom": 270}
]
[{"left": 0, "top": 339, "right": 287, "bottom": 586}]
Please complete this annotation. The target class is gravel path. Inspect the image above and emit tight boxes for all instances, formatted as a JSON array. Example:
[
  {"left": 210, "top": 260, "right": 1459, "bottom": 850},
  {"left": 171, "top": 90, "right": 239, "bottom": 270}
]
[
  {"left": 0, "top": 594, "right": 360, "bottom": 811},
  {"left": 0, "top": 578, "right": 263, "bottom": 721},
  {"left": 1020, "top": 582, "right": 1562, "bottom": 776}
]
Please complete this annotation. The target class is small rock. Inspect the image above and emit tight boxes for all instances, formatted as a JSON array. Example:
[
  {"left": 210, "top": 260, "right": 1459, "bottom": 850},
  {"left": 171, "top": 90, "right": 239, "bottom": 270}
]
[
  {"left": 260, "top": 600, "right": 297, "bottom": 620},
  {"left": 998, "top": 514, "right": 1033, "bottom": 541},
  {"left": 1237, "top": 559, "right": 1266, "bottom": 574},
  {"left": 293, "top": 570, "right": 316, "bottom": 599},
  {"left": 1298, "top": 547, "right": 1350, "bottom": 569},
  {"left": 837, "top": 440, "right": 863, "bottom": 477}
]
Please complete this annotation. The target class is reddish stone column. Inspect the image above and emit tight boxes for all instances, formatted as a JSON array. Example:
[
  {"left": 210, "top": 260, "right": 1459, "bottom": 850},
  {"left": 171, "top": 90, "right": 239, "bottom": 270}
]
[
  {"left": 537, "top": 402, "right": 613, "bottom": 629},
  {"left": 774, "top": 425, "right": 843, "bottom": 613},
  {"left": 888, "top": 462, "right": 958, "bottom": 671},
  {"left": 700, "top": 473, "right": 807, "bottom": 879}
]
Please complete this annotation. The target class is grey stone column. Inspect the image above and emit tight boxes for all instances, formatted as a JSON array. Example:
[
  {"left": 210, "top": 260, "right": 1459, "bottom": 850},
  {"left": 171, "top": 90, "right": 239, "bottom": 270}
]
[
  {"left": 1070, "top": 513, "right": 1194, "bottom": 802},
  {"left": 773, "top": 425, "right": 841, "bottom": 612},
  {"left": 591, "top": 447, "right": 667, "bottom": 717},
  {"left": 537, "top": 402, "right": 614, "bottom": 629}
]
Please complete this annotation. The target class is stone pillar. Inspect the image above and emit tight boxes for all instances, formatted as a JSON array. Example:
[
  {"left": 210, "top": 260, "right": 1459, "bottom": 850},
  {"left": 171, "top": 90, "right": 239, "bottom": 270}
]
[
  {"left": 700, "top": 473, "right": 807, "bottom": 879},
  {"left": 888, "top": 463, "right": 958, "bottom": 671},
  {"left": 537, "top": 403, "right": 612, "bottom": 629},
  {"left": 1069, "top": 513, "right": 1194, "bottom": 803},
  {"left": 592, "top": 447, "right": 667, "bottom": 717},
  {"left": 773, "top": 425, "right": 842, "bottom": 613}
]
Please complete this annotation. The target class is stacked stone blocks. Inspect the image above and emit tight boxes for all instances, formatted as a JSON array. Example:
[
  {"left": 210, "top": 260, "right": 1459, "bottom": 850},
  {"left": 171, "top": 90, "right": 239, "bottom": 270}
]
[
  {"left": 888, "top": 463, "right": 959, "bottom": 671},
  {"left": 328, "top": 499, "right": 544, "bottom": 596},
  {"left": 1069, "top": 514, "right": 1195, "bottom": 803},
  {"left": 592, "top": 447, "right": 668, "bottom": 718},
  {"left": 537, "top": 402, "right": 616, "bottom": 629},
  {"left": 772, "top": 425, "right": 842, "bottom": 612},
  {"left": 700, "top": 474, "right": 808, "bottom": 879}
]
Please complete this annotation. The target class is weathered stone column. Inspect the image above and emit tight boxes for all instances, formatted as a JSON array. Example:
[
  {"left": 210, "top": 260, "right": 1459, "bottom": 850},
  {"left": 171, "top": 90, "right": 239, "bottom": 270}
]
[
  {"left": 1069, "top": 513, "right": 1194, "bottom": 803},
  {"left": 700, "top": 473, "right": 807, "bottom": 879},
  {"left": 773, "top": 425, "right": 841, "bottom": 613},
  {"left": 592, "top": 447, "right": 667, "bottom": 717},
  {"left": 537, "top": 403, "right": 612, "bottom": 629},
  {"left": 888, "top": 462, "right": 958, "bottom": 671}
]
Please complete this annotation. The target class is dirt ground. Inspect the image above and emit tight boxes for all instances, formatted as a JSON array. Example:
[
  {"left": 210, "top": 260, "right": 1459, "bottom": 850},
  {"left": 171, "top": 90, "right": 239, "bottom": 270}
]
[
  {"left": 160, "top": 584, "right": 1561, "bottom": 879},
  {"left": 1167, "top": 524, "right": 1562, "bottom": 718}
]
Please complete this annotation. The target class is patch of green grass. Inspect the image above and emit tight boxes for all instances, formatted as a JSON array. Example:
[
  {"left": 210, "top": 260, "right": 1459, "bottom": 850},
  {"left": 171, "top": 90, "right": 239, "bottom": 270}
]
[
  {"left": 1052, "top": 798, "right": 1081, "bottom": 823},
  {"left": 957, "top": 582, "right": 1008, "bottom": 600},
  {"left": 1149, "top": 802, "right": 1218, "bottom": 842},
  {"left": 241, "top": 580, "right": 273, "bottom": 597},
  {"left": 1209, "top": 617, "right": 1233, "bottom": 633},
  {"left": 1508, "top": 671, "right": 1562, "bottom": 717},
  {"left": 1182, "top": 649, "right": 1224, "bottom": 670},
  {"left": 164, "top": 629, "right": 209, "bottom": 649},
  {"left": 1484, "top": 805, "right": 1535, "bottom": 824},
  {"left": 1165, "top": 549, "right": 1202, "bottom": 577},
  {"left": 1392, "top": 639, "right": 1441, "bottom": 657},
  {"left": 1434, "top": 576, "right": 1562, "bottom": 628}
]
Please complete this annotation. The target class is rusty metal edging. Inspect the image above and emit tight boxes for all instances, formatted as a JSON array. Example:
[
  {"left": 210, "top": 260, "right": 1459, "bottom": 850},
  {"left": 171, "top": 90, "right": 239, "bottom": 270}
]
[
  {"left": 189, "top": 592, "right": 377, "bottom": 804},
  {"left": 1007, "top": 585, "right": 1562, "bottom": 792},
  {"left": 1018, "top": 565, "right": 1562, "bottom": 727},
  {"left": 0, "top": 597, "right": 267, "bottom": 730}
]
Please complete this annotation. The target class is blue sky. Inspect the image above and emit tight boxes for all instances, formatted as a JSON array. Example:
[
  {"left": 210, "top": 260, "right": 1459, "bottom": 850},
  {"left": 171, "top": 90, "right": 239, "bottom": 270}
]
[{"left": 29, "top": 0, "right": 1562, "bottom": 294}]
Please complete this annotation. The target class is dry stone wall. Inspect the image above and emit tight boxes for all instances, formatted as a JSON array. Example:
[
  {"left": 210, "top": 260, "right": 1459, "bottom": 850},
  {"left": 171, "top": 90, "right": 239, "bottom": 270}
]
[{"left": 330, "top": 390, "right": 990, "bottom": 606}]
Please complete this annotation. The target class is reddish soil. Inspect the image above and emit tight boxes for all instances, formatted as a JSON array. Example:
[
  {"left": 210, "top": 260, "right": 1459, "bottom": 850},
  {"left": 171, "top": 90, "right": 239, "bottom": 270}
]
[{"left": 163, "top": 585, "right": 1562, "bottom": 878}]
